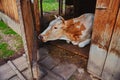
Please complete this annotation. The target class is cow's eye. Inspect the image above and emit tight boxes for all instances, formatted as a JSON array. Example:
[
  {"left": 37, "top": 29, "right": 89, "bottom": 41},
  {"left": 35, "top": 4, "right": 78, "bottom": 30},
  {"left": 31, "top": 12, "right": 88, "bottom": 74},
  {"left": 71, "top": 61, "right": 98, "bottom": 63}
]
[{"left": 54, "top": 27, "right": 57, "bottom": 29}]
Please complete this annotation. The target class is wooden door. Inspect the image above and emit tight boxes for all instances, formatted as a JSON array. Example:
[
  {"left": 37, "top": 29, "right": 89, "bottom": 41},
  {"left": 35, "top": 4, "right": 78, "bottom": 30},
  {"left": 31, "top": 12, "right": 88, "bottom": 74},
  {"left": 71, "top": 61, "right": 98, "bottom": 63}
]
[
  {"left": 102, "top": 9, "right": 120, "bottom": 80},
  {"left": 87, "top": 0, "right": 120, "bottom": 78}
]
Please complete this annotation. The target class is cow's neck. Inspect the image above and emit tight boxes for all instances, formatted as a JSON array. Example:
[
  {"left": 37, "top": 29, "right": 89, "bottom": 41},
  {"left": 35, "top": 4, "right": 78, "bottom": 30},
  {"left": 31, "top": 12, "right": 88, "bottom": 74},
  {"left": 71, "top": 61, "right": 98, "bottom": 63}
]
[{"left": 59, "top": 35, "right": 70, "bottom": 41}]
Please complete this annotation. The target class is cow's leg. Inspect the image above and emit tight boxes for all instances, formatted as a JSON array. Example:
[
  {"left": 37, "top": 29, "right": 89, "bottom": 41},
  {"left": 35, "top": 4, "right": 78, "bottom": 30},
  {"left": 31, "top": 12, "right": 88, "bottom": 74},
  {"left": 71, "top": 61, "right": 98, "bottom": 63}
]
[
  {"left": 78, "top": 39, "right": 91, "bottom": 48},
  {"left": 72, "top": 41, "right": 79, "bottom": 45},
  {"left": 66, "top": 40, "right": 70, "bottom": 44}
]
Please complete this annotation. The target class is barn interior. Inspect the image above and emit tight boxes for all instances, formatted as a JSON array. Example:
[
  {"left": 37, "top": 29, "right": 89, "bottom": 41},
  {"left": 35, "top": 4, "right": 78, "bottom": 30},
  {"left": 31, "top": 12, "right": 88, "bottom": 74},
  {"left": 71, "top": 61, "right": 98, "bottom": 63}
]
[
  {"left": 0, "top": 0, "right": 120, "bottom": 80},
  {"left": 39, "top": 0, "right": 97, "bottom": 79}
]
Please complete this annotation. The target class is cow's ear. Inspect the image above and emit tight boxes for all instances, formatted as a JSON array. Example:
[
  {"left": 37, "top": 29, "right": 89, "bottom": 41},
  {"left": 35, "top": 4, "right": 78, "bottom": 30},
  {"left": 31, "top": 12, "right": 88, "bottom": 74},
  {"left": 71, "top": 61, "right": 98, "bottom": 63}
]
[{"left": 54, "top": 15, "right": 58, "bottom": 19}]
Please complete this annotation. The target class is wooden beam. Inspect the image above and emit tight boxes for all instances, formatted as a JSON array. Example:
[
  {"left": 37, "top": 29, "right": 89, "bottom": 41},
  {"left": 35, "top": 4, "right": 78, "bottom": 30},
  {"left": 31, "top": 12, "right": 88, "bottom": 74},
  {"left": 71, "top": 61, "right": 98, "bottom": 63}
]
[
  {"left": 32, "top": 0, "right": 41, "bottom": 35},
  {"left": 30, "top": 0, "right": 41, "bottom": 79},
  {"left": 16, "top": 0, "right": 39, "bottom": 79},
  {"left": 87, "top": 0, "right": 120, "bottom": 78},
  {"left": 40, "top": 0, "right": 43, "bottom": 17},
  {"left": 102, "top": 9, "right": 120, "bottom": 80}
]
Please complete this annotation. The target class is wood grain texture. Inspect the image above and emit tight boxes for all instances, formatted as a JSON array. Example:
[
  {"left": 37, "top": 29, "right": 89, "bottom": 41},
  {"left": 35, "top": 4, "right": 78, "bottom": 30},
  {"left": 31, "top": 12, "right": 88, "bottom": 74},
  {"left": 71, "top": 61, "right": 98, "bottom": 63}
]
[
  {"left": 7, "top": 61, "right": 26, "bottom": 80},
  {"left": 17, "top": 0, "right": 37, "bottom": 79},
  {"left": 102, "top": 9, "right": 120, "bottom": 80},
  {"left": 19, "top": 0, "right": 35, "bottom": 63},
  {"left": 0, "top": 56, "right": 29, "bottom": 80},
  {"left": 32, "top": 0, "right": 41, "bottom": 35},
  {"left": 96, "top": 0, "right": 110, "bottom": 9},
  {"left": 88, "top": 0, "right": 120, "bottom": 77},
  {"left": 0, "top": 0, "right": 19, "bottom": 22}
]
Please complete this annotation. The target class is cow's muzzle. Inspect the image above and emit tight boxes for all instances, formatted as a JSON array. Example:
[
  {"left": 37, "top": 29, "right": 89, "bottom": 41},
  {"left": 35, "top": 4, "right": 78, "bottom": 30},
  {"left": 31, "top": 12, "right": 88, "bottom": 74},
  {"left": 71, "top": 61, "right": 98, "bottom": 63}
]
[{"left": 38, "top": 35, "right": 43, "bottom": 42}]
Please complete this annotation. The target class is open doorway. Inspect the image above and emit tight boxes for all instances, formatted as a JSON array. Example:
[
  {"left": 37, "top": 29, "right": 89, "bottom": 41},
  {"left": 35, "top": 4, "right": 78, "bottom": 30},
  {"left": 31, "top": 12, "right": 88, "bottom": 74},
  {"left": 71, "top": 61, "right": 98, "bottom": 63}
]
[{"left": 39, "top": 0, "right": 97, "bottom": 79}]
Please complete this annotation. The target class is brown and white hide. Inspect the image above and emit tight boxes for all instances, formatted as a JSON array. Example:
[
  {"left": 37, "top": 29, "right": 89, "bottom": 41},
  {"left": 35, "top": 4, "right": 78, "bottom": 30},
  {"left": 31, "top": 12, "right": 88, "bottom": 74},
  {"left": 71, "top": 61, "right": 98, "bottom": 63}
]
[{"left": 38, "top": 13, "right": 94, "bottom": 47}]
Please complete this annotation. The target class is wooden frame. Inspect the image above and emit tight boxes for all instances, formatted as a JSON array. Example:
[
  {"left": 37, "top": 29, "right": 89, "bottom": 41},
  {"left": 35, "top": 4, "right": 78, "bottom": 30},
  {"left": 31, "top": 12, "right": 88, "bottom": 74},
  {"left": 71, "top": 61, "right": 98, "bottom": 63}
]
[
  {"left": 16, "top": 0, "right": 41, "bottom": 79},
  {"left": 88, "top": 0, "right": 120, "bottom": 79}
]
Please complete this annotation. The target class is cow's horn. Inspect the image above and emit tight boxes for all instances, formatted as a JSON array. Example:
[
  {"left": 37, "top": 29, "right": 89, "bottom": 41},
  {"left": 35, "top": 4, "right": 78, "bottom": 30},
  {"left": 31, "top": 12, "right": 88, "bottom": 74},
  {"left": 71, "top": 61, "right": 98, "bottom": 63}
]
[
  {"left": 59, "top": 16, "right": 65, "bottom": 23},
  {"left": 54, "top": 15, "right": 58, "bottom": 19}
]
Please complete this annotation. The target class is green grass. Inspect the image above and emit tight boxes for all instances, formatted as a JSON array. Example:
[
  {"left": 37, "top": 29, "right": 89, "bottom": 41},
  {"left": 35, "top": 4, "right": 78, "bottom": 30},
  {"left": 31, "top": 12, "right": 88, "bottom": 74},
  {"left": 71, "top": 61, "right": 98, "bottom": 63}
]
[
  {"left": 0, "top": 21, "right": 17, "bottom": 35},
  {"left": 0, "top": 21, "right": 23, "bottom": 59},
  {"left": 0, "top": 42, "right": 14, "bottom": 59},
  {"left": 42, "top": 0, "right": 58, "bottom": 12}
]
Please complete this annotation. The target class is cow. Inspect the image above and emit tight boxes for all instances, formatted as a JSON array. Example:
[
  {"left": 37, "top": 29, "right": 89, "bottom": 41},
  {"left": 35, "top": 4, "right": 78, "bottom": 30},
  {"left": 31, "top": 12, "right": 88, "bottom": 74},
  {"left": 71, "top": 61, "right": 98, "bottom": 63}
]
[{"left": 38, "top": 13, "right": 94, "bottom": 47}]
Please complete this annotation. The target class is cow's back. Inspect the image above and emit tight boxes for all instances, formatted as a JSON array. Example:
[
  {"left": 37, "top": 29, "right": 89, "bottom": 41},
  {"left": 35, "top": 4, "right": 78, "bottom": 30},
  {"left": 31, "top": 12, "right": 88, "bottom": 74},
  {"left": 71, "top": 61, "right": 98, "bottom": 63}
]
[{"left": 78, "top": 13, "right": 94, "bottom": 29}]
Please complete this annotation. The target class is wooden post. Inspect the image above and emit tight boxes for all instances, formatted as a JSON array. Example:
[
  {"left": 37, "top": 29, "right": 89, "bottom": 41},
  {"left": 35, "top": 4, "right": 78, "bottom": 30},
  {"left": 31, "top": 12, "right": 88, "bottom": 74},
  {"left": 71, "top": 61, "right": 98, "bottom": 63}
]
[
  {"left": 30, "top": 0, "right": 41, "bottom": 79},
  {"left": 59, "top": 0, "right": 63, "bottom": 15},
  {"left": 31, "top": 0, "right": 41, "bottom": 35},
  {"left": 102, "top": 9, "right": 120, "bottom": 80},
  {"left": 16, "top": 0, "right": 40, "bottom": 79},
  {"left": 40, "top": 0, "right": 43, "bottom": 17},
  {"left": 87, "top": 0, "right": 120, "bottom": 78}
]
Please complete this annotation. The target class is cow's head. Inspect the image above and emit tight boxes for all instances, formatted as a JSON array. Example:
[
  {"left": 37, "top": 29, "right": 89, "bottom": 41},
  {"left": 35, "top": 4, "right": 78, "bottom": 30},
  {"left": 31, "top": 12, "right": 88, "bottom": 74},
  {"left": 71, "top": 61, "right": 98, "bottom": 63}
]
[{"left": 38, "top": 16, "right": 65, "bottom": 42}]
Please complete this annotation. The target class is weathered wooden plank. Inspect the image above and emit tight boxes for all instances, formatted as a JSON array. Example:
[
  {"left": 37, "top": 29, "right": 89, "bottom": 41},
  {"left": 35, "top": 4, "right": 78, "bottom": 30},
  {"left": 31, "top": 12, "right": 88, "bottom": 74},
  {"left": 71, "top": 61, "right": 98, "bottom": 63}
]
[
  {"left": 96, "top": 0, "right": 110, "bottom": 9},
  {"left": 87, "top": 0, "right": 120, "bottom": 77},
  {"left": 52, "top": 63, "right": 77, "bottom": 80},
  {"left": 102, "top": 9, "right": 120, "bottom": 80},
  {"left": 0, "top": 56, "right": 28, "bottom": 80},
  {"left": 30, "top": 1, "right": 41, "bottom": 79},
  {"left": 19, "top": 0, "right": 35, "bottom": 63},
  {"left": 12, "top": 55, "right": 28, "bottom": 71},
  {"left": 0, "top": 0, "right": 19, "bottom": 22},
  {"left": 22, "top": 68, "right": 33, "bottom": 80},
  {"left": 31, "top": 0, "right": 41, "bottom": 35},
  {"left": 7, "top": 61, "right": 26, "bottom": 80},
  {"left": 9, "top": 76, "right": 21, "bottom": 80},
  {"left": 0, "top": 12, "right": 21, "bottom": 36},
  {"left": 17, "top": 0, "right": 38, "bottom": 79},
  {"left": 0, "top": 63, "right": 16, "bottom": 80}
]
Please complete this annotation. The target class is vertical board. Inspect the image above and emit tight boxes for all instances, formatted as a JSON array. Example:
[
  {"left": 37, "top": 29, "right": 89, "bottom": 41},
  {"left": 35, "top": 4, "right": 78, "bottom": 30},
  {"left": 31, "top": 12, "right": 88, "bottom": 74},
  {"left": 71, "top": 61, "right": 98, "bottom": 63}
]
[
  {"left": 102, "top": 9, "right": 120, "bottom": 80},
  {"left": 32, "top": 0, "right": 41, "bottom": 35},
  {"left": 59, "top": 0, "right": 63, "bottom": 15},
  {"left": 17, "top": 0, "right": 41, "bottom": 79},
  {"left": 19, "top": 0, "right": 35, "bottom": 63},
  {"left": 0, "top": 0, "right": 19, "bottom": 22},
  {"left": 87, "top": 0, "right": 120, "bottom": 77}
]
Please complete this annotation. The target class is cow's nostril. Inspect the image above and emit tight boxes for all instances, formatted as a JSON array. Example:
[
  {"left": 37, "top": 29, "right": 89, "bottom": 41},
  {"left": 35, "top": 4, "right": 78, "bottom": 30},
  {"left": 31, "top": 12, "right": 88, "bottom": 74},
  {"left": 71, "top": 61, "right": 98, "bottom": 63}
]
[{"left": 38, "top": 35, "right": 43, "bottom": 40}]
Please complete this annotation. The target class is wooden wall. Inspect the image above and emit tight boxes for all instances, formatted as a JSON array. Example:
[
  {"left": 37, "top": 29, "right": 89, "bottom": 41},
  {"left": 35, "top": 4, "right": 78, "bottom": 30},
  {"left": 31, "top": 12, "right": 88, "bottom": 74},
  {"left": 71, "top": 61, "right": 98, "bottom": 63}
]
[
  {"left": 87, "top": 0, "right": 120, "bottom": 80},
  {"left": 0, "top": 0, "right": 19, "bottom": 22},
  {"left": 0, "top": 0, "right": 40, "bottom": 79}
]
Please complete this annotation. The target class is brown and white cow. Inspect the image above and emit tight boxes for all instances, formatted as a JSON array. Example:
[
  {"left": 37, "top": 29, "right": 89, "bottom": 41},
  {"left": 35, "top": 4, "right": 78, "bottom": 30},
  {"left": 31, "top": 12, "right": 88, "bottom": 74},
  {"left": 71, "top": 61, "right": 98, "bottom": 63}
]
[{"left": 38, "top": 13, "right": 94, "bottom": 47}]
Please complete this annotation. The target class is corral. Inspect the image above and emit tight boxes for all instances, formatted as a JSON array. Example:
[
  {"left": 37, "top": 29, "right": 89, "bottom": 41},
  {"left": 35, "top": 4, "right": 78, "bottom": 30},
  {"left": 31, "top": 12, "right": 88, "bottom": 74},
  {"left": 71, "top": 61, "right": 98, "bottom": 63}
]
[{"left": 0, "top": 0, "right": 120, "bottom": 80}]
